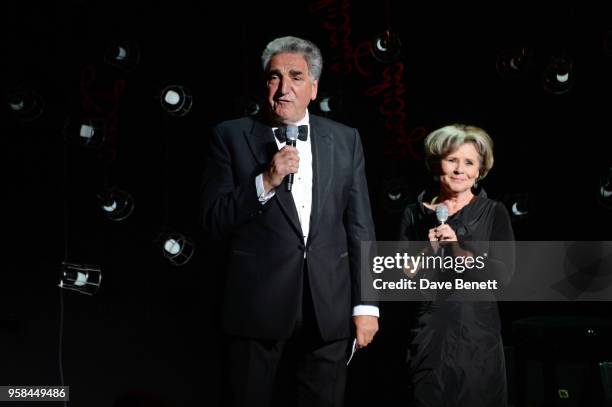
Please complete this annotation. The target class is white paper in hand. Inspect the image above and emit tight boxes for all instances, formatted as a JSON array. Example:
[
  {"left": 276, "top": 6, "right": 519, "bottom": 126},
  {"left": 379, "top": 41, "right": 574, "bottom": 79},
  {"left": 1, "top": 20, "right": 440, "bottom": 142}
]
[{"left": 346, "top": 338, "right": 357, "bottom": 366}]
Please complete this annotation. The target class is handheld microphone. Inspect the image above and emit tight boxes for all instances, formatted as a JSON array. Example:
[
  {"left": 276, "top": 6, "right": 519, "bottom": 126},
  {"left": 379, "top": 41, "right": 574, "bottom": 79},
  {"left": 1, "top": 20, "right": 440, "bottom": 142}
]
[
  {"left": 434, "top": 203, "right": 449, "bottom": 263},
  {"left": 435, "top": 204, "right": 449, "bottom": 225},
  {"left": 285, "top": 125, "right": 299, "bottom": 192}
]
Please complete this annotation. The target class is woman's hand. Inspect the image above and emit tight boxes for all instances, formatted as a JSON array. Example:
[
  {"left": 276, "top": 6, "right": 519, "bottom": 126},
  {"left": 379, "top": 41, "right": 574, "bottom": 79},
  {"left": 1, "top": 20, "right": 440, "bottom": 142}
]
[{"left": 428, "top": 224, "right": 458, "bottom": 242}]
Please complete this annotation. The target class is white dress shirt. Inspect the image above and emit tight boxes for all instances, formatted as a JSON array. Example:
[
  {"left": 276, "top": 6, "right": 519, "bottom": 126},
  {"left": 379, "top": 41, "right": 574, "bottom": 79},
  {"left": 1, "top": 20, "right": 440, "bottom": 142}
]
[{"left": 255, "top": 110, "right": 378, "bottom": 318}]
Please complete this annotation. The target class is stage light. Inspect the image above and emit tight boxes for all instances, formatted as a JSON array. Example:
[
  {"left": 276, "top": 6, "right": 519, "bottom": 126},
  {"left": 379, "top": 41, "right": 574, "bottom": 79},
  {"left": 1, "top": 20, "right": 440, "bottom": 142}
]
[
  {"left": 382, "top": 177, "right": 411, "bottom": 214},
  {"left": 104, "top": 40, "right": 140, "bottom": 72},
  {"left": 6, "top": 89, "right": 44, "bottom": 121},
  {"left": 97, "top": 188, "right": 134, "bottom": 221},
  {"left": 160, "top": 85, "right": 193, "bottom": 116},
  {"left": 59, "top": 262, "right": 102, "bottom": 295},
  {"left": 319, "top": 97, "right": 332, "bottom": 113},
  {"left": 314, "top": 92, "right": 342, "bottom": 117},
  {"left": 64, "top": 117, "right": 106, "bottom": 148},
  {"left": 370, "top": 29, "right": 402, "bottom": 63},
  {"left": 233, "top": 96, "right": 261, "bottom": 117},
  {"left": 158, "top": 232, "right": 195, "bottom": 266},
  {"left": 496, "top": 46, "right": 532, "bottom": 79},
  {"left": 542, "top": 55, "right": 574, "bottom": 95},
  {"left": 503, "top": 193, "right": 530, "bottom": 221},
  {"left": 598, "top": 167, "right": 612, "bottom": 210}
]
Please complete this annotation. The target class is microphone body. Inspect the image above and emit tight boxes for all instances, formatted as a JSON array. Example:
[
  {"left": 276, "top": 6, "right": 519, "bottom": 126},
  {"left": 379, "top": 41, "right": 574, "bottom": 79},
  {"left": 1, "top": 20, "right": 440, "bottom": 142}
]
[
  {"left": 434, "top": 203, "right": 449, "bottom": 273},
  {"left": 285, "top": 125, "right": 299, "bottom": 191},
  {"left": 435, "top": 204, "right": 449, "bottom": 227}
]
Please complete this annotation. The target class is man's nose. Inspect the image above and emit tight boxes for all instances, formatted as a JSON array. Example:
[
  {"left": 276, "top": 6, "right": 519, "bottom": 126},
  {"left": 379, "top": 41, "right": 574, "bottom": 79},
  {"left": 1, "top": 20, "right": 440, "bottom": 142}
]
[{"left": 279, "top": 77, "right": 290, "bottom": 94}]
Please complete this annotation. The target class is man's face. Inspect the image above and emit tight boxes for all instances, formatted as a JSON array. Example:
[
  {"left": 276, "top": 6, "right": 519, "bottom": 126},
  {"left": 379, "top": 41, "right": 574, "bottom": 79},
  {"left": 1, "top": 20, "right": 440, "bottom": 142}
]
[{"left": 265, "top": 52, "right": 318, "bottom": 124}]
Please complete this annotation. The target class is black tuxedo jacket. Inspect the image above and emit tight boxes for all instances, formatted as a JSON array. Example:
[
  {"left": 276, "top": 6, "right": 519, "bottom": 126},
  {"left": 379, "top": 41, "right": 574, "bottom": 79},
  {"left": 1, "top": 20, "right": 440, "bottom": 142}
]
[{"left": 201, "top": 114, "right": 376, "bottom": 341}]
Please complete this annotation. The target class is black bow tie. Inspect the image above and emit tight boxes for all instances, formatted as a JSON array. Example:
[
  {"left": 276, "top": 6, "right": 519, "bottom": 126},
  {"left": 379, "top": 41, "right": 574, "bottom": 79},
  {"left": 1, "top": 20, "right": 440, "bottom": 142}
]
[{"left": 273, "top": 125, "right": 308, "bottom": 143}]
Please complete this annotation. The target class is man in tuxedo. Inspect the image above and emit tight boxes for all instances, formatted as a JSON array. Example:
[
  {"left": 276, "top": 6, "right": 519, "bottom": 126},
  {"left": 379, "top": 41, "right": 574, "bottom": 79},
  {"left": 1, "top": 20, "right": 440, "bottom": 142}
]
[{"left": 201, "top": 36, "right": 378, "bottom": 407}]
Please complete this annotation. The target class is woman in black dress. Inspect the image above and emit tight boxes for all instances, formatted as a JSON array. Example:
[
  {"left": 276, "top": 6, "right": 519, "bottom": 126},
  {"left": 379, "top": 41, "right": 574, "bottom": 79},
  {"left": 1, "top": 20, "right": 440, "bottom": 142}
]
[{"left": 399, "top": 124, "right": 515, "bottom": 406}]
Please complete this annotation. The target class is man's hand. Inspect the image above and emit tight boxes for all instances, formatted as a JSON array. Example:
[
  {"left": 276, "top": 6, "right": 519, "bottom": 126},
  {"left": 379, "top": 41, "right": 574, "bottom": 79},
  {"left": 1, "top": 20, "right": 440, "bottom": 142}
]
[
  {"left": 353, "top": 315, "right": 378, "bottom": 349},
  {"left": 262, "top": 146, "right": 299, "bottom": 193}
]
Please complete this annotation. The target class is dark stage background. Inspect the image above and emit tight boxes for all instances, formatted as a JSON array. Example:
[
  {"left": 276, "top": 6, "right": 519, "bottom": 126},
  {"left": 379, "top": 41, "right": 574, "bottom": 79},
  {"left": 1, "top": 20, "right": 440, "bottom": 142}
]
[{"left": 2, "top": 1, "right": 612, "bottom": 406}]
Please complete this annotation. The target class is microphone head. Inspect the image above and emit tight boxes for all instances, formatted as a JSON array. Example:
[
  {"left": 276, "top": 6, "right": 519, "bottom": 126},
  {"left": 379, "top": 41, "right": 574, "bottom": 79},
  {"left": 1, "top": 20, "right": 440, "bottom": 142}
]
[
  {"left": 435, "top": 204, "right": 449, "bottom": 224},
  {"left": 285, "top": 125, "right": 299, "bottom": 143}
]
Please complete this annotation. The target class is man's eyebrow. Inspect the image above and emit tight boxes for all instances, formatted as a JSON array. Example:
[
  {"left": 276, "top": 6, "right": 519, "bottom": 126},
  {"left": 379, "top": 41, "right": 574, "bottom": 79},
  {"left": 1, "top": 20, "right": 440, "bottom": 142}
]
[{"left": 289, "top": 69, "right": 305, "bottom": 76}]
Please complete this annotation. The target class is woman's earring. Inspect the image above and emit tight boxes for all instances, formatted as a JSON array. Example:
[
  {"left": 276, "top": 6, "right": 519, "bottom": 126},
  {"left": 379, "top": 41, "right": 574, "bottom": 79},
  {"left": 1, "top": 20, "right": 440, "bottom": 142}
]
[{"left": 433, "top": 175, "right": 440, "bottom": 182}]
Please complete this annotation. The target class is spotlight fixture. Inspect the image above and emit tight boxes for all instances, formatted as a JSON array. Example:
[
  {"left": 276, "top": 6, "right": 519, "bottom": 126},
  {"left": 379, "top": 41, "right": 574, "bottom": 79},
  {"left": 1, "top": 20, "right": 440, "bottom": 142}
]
[
  {"left": 597, "top": 167, "right": 612, "bottom": 210},
  {"left": 64, "top": 117, "right": 106, "bottom": 148},
  {"left": 158, "top": 232, "right": 195, "bottom": 266},
  {"left": 503, "top": 193, "right": 530, "bottom": 221},
  {"left": 97, "top": 188, "right": 134, "bottom": 221},
  {"left": 542, "top": 55, "right": 574, "bottom": 95},
  {"left": 160, "top": 85, "right": 193, "bottom": 116},
  {"left": 382, "top": 177, "right": 411, "bottom": 214},
  {"left": 370, "top": 30, "right": 402, "bottom": 63},
  {"left": 233, "top": 96, "right": 261, "bottom": 117},
  {"left": 59, "top": 262, "right": 102, "bottom": 295},
  {"left": 6, "top": 89, "right": 45, "bottom": 122},
  {"left": 496, "top": 46, "right": 532, "bottom": 79},
  {"left": 104, "top": 40, "right": 140, "bottom": 72},
  {"left": 319, "top": 97, "right": 332, "bottom": 113},
  {"left": 316, "top": 92, "right": 342, "bottom": 116}
]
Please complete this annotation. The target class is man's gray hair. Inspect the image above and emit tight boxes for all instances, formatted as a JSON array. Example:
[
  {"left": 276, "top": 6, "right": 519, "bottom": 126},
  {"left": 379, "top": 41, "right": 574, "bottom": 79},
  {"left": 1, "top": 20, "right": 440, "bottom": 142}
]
[{"left": 261, "top": 36, "right": 323, "bottom": 81}]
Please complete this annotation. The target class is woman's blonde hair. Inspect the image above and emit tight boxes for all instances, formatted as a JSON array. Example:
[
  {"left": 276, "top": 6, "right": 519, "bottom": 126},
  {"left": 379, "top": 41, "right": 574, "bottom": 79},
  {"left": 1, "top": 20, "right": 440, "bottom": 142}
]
[{"left": 424, "top": 124, "right": 494, "bottom": 180}]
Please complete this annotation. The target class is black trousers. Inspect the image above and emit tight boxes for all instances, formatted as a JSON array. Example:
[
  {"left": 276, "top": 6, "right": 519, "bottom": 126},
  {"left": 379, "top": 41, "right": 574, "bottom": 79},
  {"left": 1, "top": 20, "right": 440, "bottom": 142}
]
[{"left": 228, "top": 262, "right": 350, "bottom": 407}]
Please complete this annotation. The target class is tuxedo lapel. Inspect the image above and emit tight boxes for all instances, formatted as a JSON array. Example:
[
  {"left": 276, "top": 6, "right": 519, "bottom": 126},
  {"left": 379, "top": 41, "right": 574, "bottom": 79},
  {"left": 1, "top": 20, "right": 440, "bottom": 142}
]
[
  {"left": 275, "top": 187, "right": 303, "bottom": 238},
  {"left": 244, "top": 118, "right": 277, "bottom": 167},
  {"left": 309, "top": 119, "right": 333, "bottom": 239},
  {"left": 244, "top": 117, "right": 303, "bottom": 238}
]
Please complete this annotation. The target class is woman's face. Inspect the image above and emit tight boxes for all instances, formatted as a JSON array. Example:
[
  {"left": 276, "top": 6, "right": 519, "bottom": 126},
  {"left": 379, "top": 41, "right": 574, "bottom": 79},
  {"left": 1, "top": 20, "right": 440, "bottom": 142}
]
[{"left": 438, "top": 142, "right": 481, "bottom": 194}]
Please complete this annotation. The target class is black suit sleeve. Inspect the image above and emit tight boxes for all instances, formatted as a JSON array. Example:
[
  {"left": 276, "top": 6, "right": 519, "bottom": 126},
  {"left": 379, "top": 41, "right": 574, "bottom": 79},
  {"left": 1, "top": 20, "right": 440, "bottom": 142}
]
[
  {"left": 201, "top": 126, "right": 262, "bottom": 240},
  {"left": 345, "top": 129, "right": 378, "bottom": 307}
]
